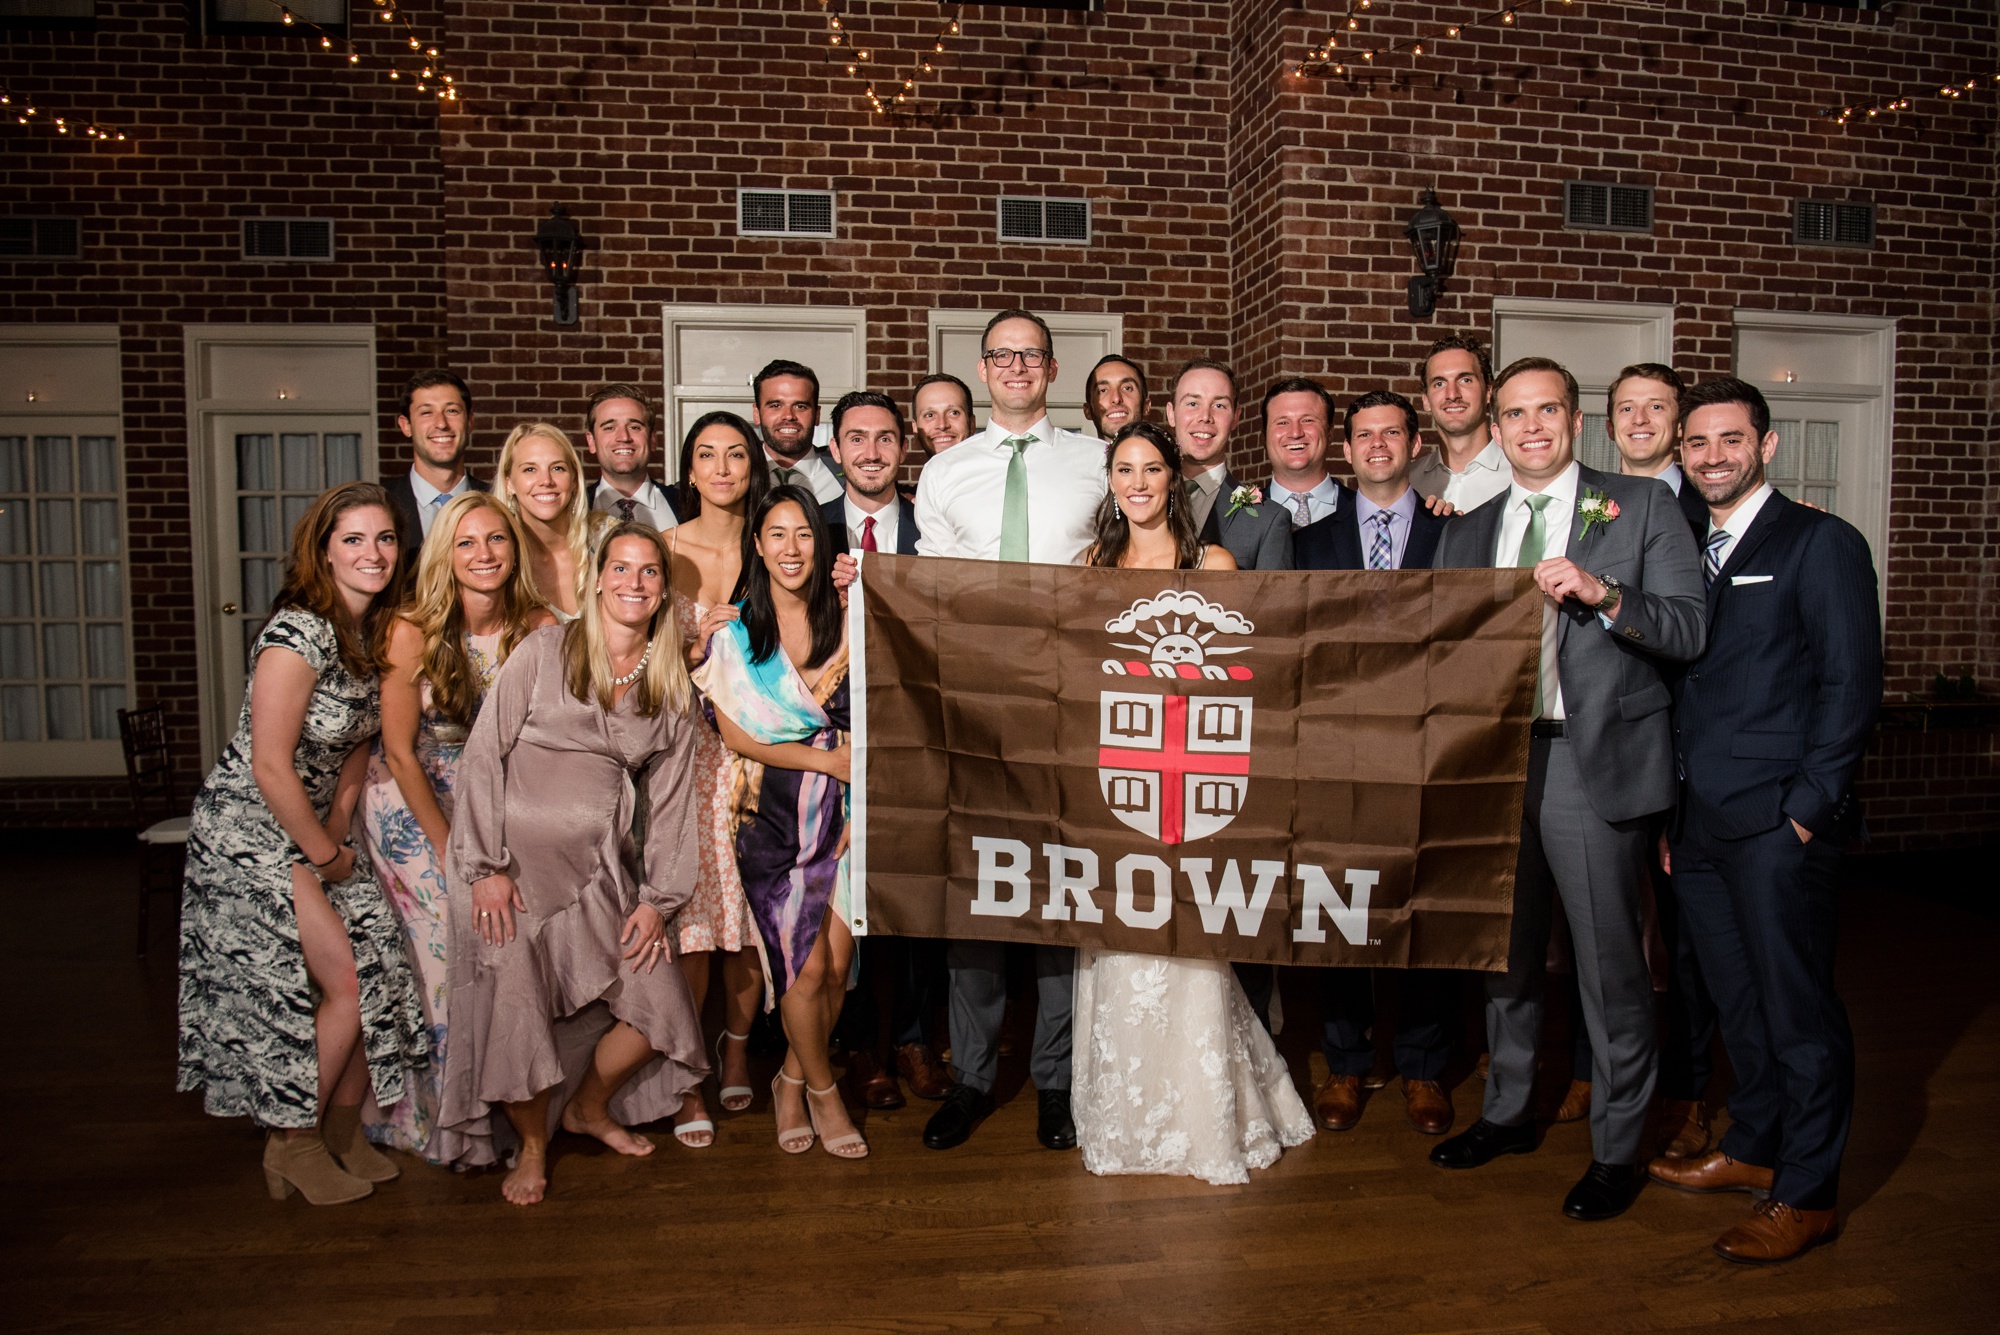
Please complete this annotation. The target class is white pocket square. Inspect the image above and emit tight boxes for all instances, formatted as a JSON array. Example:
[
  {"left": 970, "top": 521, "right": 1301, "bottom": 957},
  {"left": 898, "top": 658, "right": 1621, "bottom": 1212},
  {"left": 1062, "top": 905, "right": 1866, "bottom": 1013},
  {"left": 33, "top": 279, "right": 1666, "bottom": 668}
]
[{"left": 1731, "top": 575, "right": 1774, "bottom": 585}]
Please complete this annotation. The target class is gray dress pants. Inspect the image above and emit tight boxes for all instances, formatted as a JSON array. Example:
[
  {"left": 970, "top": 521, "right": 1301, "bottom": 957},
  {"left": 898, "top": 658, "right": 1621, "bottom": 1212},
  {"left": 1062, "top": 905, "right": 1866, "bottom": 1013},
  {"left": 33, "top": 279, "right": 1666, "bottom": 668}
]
[
  {"left": 1482, "top": 735, "right": 1658, "bottom": 1165},
  {"left": 946, "top": 940, "right": 1074, "bottom": 1095}
]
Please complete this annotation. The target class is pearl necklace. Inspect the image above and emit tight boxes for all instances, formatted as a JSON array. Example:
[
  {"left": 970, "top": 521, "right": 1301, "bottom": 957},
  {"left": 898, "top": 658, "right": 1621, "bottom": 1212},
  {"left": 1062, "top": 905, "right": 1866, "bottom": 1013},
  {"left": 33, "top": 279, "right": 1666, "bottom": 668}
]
[{"left": 610, "top": 644, "right": 652, "bottom": 687}]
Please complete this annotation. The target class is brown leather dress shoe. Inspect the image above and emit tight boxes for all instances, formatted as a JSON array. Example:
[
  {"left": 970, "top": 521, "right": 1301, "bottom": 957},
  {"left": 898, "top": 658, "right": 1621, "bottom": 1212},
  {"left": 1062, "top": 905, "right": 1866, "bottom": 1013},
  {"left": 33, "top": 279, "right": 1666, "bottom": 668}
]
[
  {"left": 1648, "top": 1149, "right": 1774, "bottom": 1196},
  {"left": 1402, "top": 1079, "right": 1454, "bottom": 1135},
  {"left": 1315, "top": 1075, "right": 1364, "bottom": 1131},
  {"left": 843, "top": 1051, "right": 904, "bottom": 1110},
  {"left": 1554, "top": 1079, "right": 1593, "bottom": 1123},
  {"left": 896, "top": 1043, "right": 954, "bottom": 1101},
  {"left": 1658, "top": 1098, "right": 1712, "bottom": 1159},
  {"left": 1713, "top": 1199, "right": 1838, "bottom": 1263}
]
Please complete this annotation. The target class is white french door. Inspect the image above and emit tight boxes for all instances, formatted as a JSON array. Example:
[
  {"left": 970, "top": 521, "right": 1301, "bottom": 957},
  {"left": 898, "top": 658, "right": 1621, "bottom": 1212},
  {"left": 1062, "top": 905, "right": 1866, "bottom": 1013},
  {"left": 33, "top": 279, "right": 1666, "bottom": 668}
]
[{"left": 199, "top": 414, "right": 373, "bottom": 747}]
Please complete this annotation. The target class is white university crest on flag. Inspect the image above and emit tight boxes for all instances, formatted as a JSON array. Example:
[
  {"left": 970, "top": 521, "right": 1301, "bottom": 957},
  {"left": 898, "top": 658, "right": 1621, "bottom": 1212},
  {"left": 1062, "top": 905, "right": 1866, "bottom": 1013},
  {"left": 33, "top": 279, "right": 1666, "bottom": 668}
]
[{"left": 1095, "top": 591, "right": 1256, "bottom": 845}]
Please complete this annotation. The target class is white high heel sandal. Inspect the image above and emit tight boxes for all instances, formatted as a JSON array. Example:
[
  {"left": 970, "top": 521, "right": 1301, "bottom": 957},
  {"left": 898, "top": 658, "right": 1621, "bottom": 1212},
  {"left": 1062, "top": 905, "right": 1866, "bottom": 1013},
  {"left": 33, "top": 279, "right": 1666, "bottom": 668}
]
[{"left": 715, "top": 1028, "right": 753, "bottom": 1113}]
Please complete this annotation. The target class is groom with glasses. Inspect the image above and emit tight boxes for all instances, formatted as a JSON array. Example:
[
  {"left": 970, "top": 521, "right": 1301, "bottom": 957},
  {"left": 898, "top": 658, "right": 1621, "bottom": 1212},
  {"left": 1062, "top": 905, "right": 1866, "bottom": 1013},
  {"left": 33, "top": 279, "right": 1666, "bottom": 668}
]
[{"left": 913, "top": 307, "right": 1106, "bottom": 1154}]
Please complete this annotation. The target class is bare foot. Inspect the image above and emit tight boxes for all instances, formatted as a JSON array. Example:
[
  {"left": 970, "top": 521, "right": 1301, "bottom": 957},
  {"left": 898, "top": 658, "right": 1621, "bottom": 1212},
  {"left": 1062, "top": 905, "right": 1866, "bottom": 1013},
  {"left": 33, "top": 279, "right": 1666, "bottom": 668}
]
[
  {"left": 502, "top": 1145, "right": 547, "bottom": 1206},
  {"left": 806, "top": 1084, "right": 869, "bottom": 1159},
  {"left": 561, "top": 1105, "right": 656, "bottom": 1157},
  {"left": 772, "top": 1072, "right": 814, "bottom": 1153}
]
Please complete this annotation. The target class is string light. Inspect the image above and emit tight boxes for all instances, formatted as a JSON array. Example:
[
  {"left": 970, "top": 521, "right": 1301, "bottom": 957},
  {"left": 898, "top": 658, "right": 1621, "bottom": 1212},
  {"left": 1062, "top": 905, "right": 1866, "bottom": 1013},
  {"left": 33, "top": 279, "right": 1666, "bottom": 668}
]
[
  {"left": 264, "top": 0, "right": 461, "bottom": 106},
  {"left": 2, "top": 86, "right": 129, "bottom": 143},
  {"left": 1295, "top": 1, "right": 1572, "bottom": 80},
  {"left": 819, "top": 1, "right": 964, "bottom": 114},
  {"left": 1824, "top": 70, "right": 1998, "bottom": 126}
]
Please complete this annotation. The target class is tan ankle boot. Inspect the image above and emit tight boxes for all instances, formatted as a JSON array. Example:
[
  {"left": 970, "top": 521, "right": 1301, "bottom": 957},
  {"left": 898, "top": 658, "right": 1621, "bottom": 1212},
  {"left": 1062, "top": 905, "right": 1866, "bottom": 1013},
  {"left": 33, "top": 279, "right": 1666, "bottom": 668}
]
[
  {"left": 263, "top": 1131, "right": 372, "bottom": 1205},
  {"left": 322, "top": 1104, "right": 399, "bottom": 1183}
]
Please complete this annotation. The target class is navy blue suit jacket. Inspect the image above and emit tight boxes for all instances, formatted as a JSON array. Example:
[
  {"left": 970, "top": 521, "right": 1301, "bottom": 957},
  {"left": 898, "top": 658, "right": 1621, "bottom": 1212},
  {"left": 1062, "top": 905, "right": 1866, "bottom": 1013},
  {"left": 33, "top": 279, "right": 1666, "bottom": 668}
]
[
  {"left": 820, "top": 493, "right": 920, "bottom": 555},
  {"left": 1292, "top": 485, "right": 1449, "bottom": 571},
  {"left": 1672, "top": 491, "right": 1880, "bottom": 841}
]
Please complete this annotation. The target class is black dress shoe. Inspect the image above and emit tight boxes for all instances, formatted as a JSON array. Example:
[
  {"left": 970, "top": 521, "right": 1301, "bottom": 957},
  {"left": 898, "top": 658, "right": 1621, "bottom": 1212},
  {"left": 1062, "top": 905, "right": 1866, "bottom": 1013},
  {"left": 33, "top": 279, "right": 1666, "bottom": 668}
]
[
  {"left": 922, "top": 1084, "right": 994, "bottom": 1151},
  {"left": 1037, "top": 1088, "right": 1077, "bottom": 1151},
  {"left": 1429, "top": 1117, "right": 1537, "bottom": 1169},
  {"left": 1563, "top": 1160, "right": 1646, "bottom": 1221}
]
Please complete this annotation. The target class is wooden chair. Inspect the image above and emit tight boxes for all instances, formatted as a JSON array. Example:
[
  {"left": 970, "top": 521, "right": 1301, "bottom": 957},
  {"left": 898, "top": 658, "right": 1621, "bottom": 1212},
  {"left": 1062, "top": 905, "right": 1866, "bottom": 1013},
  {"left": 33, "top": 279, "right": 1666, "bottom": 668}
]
[{"left": 118, "top": 705, "right": 190, "bottom": 956}]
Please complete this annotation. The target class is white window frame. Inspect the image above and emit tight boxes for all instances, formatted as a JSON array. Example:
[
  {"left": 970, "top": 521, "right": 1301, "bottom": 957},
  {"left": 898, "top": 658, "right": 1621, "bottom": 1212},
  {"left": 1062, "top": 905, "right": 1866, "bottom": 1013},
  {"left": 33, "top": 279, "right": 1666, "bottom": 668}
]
[
  {"left": 0, "top": 323, "right": 131, "bottom": 777},
  {"left": 183, "top": 323, "right": 379, "bottom": 766},
  {"left": 658, "top": 303, "right": 869, "bottom": 478},
  {"left": 1491, "top": 297, "right": 1675, "bottom": 475},
  {"left": 925, "top": 308, "right": 1126, "bottom": 435},
  {"left": 1732, "top": 309, "right": 1895, "bottom": 600}
]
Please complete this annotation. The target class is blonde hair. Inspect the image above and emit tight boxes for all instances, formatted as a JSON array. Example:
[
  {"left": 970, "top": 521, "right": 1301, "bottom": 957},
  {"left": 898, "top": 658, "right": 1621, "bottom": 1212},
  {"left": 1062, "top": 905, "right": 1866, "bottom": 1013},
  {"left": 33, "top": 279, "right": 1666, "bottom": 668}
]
[
  {"left": 563, "top": 520, "right": 692, "bottom": 718},
  {"left": 497, "top": 421, "right": 594, "bottom": 609},
  {"left": 402, "top": 492, "right": 548, "bottom": 727}
]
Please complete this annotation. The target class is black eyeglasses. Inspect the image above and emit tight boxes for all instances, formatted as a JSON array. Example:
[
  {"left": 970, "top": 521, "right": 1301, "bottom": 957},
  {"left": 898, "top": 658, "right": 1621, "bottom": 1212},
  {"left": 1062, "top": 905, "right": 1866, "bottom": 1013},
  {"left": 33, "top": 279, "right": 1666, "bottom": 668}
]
[{"left": 981, "top": 347, "right": 1052, "bottom": 369}]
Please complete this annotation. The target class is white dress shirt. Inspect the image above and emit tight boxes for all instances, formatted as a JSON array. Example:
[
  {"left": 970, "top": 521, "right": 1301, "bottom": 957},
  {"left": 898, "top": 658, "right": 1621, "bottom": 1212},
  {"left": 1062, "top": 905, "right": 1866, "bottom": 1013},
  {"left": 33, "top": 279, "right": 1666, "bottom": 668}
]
[
  {"left": 844, "top": 493, "right": 901, "bottom": 553},
  {"left": 1185, "top": 460, "right": 1230, "bottom": 533},
  {"left": 1412, "top": 437, "right": 1511, "bottom": 512},
  {"left": 409, "top": 469, "right": 475, "bottom": 538},
  {"left": 1268, "top": 475, "right": 1340, "bottom": 527},
  {"left": 1495, "top": 461, "right": 1582, "bottom": 721},
  {"left": 768, "top": 449, "right": 846, "bottom": 505},
  {"left": 592, "top": 476, "right": 679, "bottom": 531},
  {"left": 1655, "top": 461, "right": 1686, "bottom": 496},
  {"left": 915, "top": 417, "right": 1106, "bottom": 563},
  {"left": 1352, "top": 486, "right": 1419, "bottom": 570},
  {"left": 1707, "top": 482, "right": 1774, "bottom": 571}
]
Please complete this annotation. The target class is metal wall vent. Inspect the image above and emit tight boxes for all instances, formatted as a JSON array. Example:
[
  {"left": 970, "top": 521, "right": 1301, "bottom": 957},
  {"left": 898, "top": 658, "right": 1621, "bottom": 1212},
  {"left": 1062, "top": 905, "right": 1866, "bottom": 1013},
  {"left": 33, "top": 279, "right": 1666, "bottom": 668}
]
[
  {"left": 1793, "top": 199, "right": 1875, "bottom": 250},
  {"left": 1564, "top": 180, "right": 1654, "bottom": 233},
  {"left": 0, "top": 218, "right": 82, "bottom": 258},
  {"left": 737, "top": 189, "right": 837, "bottom": 238},
  {"left": 997, "top": 196, "right": 1091, "bottom": 245},
  {"left": 241, "top": 218, "right": 335, "bottom": 262}
]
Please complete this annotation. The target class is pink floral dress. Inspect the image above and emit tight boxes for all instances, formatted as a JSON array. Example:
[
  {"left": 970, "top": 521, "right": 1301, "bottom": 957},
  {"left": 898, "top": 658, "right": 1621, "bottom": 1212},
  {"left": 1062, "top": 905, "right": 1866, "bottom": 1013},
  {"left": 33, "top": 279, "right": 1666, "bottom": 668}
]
[{"left": 672, "top": 592, "right": 756, "bottom": 955}]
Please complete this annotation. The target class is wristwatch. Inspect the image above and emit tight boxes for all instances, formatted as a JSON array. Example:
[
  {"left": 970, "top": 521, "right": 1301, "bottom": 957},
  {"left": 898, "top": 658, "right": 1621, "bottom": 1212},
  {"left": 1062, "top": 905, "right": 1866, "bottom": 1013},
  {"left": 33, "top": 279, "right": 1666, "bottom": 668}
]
[{"left": 1594, "top": 575, "right": 1623, "bottom": 616}]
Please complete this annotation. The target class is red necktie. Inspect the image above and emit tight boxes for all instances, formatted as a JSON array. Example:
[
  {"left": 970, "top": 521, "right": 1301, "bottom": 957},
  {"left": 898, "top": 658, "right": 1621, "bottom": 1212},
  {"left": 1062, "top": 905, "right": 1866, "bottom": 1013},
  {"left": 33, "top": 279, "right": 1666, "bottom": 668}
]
[{"left": 861, "top": 515, "right": 878, "bottom": 552}]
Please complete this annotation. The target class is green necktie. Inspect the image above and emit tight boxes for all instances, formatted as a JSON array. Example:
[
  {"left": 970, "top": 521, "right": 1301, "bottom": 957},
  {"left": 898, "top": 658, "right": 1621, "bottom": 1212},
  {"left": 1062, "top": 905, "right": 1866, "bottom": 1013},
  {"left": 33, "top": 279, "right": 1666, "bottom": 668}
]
[
  {"left": 999, "top": 436, "right": 1033, "bottom": 562},
  {"left": 1515, "top": 493, "right": 1554, "bottom": 718},
  {"left": 775, "top": 467, "right": 799, "bottom": 488}
]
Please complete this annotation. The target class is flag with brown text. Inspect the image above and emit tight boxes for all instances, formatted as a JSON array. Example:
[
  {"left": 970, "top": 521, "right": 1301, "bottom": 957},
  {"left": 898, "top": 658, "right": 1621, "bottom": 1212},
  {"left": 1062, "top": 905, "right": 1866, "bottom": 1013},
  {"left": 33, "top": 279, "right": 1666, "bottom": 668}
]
[{"left": 846, "top": 556, "right": 1540, "bottom": 971}]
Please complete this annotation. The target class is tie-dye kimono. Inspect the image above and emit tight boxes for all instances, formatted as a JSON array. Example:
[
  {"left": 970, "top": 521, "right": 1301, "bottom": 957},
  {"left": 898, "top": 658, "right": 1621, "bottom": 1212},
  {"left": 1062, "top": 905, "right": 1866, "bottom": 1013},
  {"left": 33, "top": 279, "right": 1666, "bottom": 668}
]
[{"left": 693, "top": 618, "right": 849, "bottom": 999}]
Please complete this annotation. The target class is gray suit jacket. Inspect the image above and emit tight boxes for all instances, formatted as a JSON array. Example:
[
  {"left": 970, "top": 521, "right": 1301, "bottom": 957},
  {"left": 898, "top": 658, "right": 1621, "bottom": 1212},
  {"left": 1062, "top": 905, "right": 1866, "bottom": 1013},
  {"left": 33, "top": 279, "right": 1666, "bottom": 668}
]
[
  {"left": 1436, "top": 463, "right": 1706, "bottom": 824},
  {"left": 1196, "top": 468, "right": 1294, "bottom": 570}
]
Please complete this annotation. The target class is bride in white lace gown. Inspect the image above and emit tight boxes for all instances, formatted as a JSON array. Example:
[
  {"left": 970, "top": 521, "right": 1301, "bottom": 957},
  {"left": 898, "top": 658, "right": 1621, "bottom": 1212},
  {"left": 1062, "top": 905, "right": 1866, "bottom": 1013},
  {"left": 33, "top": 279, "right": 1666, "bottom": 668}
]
[{"left": 1069, "top": 422, "right": 1316, "bottom": 1185}]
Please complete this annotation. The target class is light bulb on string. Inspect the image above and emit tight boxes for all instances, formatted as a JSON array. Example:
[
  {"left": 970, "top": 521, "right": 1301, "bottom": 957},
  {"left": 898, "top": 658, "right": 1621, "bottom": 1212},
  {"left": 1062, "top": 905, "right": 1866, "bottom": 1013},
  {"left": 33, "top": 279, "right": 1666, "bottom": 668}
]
[
  {"left": 320, "top": 36, "right": 331, "bottom": 49},
  {"left": 1447, "top": 26, "right": 1460, "bottom": 38},
  {"left": 1502, "top": 9, "right": 1517, "bottom": 23},
  {"left": 281, "top": 8, "right": 294, "bottom": 24}
]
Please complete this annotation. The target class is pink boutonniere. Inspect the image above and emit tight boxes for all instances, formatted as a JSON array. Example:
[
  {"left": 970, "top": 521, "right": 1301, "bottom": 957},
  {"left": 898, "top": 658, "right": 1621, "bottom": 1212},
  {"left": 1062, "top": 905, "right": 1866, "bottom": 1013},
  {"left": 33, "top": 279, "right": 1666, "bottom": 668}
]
[
  {"left": 1225, "top": 484, "right": 1262, "bottom": 518},
  {"left": 1577, "top": 489, "right": 1621, "bottom": 540}
]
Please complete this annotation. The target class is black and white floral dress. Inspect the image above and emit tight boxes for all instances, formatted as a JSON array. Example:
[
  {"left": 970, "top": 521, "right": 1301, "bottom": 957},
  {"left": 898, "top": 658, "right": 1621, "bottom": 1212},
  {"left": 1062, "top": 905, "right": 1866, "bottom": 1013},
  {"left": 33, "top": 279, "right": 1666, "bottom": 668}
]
[{"left": 177, "top": 607, "right": 428, "bottom": 1129}]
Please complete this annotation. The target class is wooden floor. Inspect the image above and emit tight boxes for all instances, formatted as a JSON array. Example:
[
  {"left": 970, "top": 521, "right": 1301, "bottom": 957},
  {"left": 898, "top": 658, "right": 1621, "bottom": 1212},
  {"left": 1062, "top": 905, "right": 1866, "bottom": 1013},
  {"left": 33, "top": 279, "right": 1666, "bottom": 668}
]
[{"left": 2, "top": 833, "right": 1996, "bottom": 1334}]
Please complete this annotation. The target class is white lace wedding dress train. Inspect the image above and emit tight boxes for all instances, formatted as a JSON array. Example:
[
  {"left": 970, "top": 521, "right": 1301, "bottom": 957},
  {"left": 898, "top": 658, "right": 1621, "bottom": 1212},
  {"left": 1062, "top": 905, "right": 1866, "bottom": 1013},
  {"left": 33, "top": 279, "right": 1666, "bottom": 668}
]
[{"left": 1071, "top": 948, "right": 1317, "bottom": 1185}]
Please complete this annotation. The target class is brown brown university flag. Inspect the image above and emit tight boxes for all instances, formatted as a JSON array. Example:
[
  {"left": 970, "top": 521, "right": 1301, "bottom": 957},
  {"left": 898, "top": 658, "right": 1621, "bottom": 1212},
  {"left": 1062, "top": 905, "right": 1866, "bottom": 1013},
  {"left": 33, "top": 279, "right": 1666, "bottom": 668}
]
[{"left": 847, "top": 556, "right": 1542, "bottom": 972}]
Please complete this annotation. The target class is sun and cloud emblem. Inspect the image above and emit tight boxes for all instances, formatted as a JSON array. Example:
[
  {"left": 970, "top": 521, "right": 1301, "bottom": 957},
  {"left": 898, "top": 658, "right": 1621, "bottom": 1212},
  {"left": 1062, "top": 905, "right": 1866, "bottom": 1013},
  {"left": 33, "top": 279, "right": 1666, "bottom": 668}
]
[
  {"left": 1095, "top": 591, "right": 1258, "bottom": 844},
  {"left": 1101, "top": 590, "right": 1256, "bottom": 682}
]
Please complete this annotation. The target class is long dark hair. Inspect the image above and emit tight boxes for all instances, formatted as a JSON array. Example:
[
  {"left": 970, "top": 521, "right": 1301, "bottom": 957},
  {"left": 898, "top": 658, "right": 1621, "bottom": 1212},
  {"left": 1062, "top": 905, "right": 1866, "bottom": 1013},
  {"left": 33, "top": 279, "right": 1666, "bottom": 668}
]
[
  {"left": 1086, "top": 422, "right": 1204, "bottom": 570},
  {"left": 274, "top": 480, "right": 400, "bottom": 677},
  {"left": 675, "top": 409, "right": 768, "bottom": 524},
  {"left": 736, "top": 484, "right": 842, "bottom": 669}
]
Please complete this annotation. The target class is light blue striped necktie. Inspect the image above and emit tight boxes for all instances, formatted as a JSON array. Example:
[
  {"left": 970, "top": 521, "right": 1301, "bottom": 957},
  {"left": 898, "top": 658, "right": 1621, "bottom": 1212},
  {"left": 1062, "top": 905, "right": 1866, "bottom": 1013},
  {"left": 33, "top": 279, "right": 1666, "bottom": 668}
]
[{"left": 1704, "top": 529, "right": 1730, "bottom": 588}]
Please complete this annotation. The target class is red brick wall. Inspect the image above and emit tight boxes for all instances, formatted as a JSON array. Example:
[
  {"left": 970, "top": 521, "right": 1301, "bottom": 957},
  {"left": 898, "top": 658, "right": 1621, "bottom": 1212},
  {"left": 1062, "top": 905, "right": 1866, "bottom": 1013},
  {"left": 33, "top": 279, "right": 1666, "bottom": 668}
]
[
  {"left": 1, "top": 2, "right": 451, "bottom": 818},
  {"left": 3, "top": 0, "right": 1996, "bottom": 843}
]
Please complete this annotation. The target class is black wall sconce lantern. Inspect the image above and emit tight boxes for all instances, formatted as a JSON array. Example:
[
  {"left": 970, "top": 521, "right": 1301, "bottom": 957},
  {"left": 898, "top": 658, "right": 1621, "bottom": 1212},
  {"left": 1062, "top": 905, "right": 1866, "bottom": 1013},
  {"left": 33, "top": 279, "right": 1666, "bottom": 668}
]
[
  {"left": 1404, "top": 189, "right": 1462, "bottom": 320},
  {"left": 534, "top": 205, "right": 583, "bottom": 326}
]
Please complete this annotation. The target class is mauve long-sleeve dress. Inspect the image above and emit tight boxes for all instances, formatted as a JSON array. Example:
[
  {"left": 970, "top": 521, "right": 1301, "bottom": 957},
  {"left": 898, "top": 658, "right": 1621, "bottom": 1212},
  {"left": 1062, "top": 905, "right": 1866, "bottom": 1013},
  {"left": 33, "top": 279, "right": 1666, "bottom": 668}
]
[{"left": 437, "top": 625, "right": 709, "bottom": 1166}]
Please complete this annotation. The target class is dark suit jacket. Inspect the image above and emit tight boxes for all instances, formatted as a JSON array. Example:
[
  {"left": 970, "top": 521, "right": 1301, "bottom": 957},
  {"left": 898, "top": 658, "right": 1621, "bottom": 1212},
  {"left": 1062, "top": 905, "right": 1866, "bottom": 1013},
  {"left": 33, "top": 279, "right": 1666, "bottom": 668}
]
[
  {"left": 1194, "top": 469, "right": 1294, "bottom": 570},
  {"left": 1292, "top": 485, "right": 1449, "bottom": 572},
  {"left": 821, "top": 493, "right": 920, "bottom": 555},
  {"left": 1673, "top": 473, "right": 1708, "bottom": 535},
  {"left": 1672, "top": 492, "right": 1880, "bottom": 841},
  {"left": 384, "top": 468, "right": 490, "bottom": 565},
  {"left": 1435, "top": 465, "right": 1707, "bottom": 824}
]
